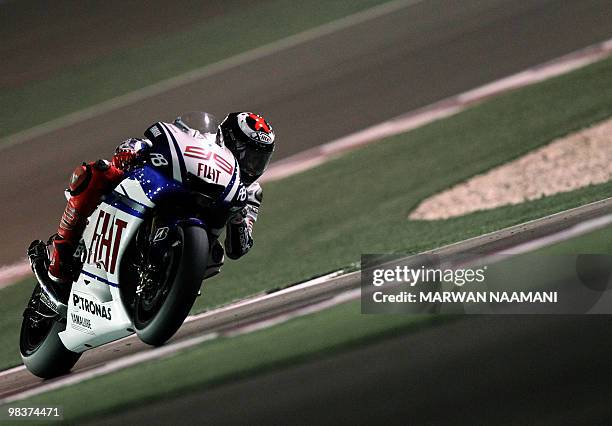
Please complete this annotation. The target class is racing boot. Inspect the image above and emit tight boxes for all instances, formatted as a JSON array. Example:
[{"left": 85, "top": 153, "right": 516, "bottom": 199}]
[
  {"left": 28, "top": 239, "right": 71, "bottom": 309},
  {"left": 47, "top": 236, "right": 77, "bottom": 285}
]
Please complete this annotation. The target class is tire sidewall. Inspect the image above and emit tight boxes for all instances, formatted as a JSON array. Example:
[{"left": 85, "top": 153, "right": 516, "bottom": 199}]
[
  {"left": 20, "top": 319, "right": 81, "bottom": 379},
  {"left": 135, "top": 226, "right": 209, "bottom": 345}
]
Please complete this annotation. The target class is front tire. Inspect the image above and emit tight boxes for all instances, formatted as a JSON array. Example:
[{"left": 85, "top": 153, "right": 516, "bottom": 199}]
[
  {"left": 135, "top": 226, "right": 208, "bottom": 346},
  {"left": 20, "top": 287, "right": 81, "bottom": 378}
]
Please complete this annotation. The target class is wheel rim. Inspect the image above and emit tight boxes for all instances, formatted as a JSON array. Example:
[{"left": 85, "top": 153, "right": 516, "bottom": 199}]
[
  {"left": 134, "top": 234, "right": 183, "bottom": 329},
  {"left": 20, "top": 286, "right": 55, "bottom": 356}
]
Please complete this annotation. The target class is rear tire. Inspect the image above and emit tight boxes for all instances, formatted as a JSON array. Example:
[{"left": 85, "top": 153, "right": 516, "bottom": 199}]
[
  {"left": 20, "top": 286, "right": 81, "bottom": 378},
  {"left": 135, "top": 226, "right": 208, "bottom": 346}
]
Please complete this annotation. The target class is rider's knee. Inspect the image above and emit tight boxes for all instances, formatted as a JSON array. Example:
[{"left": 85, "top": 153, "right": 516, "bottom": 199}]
[
  {"left": 67, "top": 160, "right": 122, "bottom": 197},
  {"left": 68, "top": 163, "right": 92, "bottom": 196}
]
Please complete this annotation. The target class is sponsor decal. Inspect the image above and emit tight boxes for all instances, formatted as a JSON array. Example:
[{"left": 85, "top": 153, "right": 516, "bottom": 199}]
[
  {"left": 150, "top": 126, "right": 162, "bottom": 138},
  {"left": 197, "top": 163, "right": 221, "bottom": 183},
  {"left": 87, "top": 210, "right": 128, "bottom": 274},
  {"left": 39, "top": 291, "right": 58, "bottom": 312},
  {"left": 71, "top": 313, "right": 91, "bottom": 329},
  {"left": 253, "top": 132, "right": 273, "bottom": 143},
  {"left": 72, "top": 294, "right": 112, "bottom": 320},
  {"left": 153, "top": 227, "right": 169, "bottom": 242}
]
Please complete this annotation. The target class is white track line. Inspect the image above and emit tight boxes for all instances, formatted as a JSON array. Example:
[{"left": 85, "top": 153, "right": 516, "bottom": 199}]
[
  {"left": 0, "top": 0, "right": 424, "bottom": 152},
  {"left": 184, "top": 270, "right": 345, "bottom": 324},
  {"left": 499, "top": 214, "right": 612, "bottom": 255},
  {"left": 262, "top": 38, "right": 612, "bottom": 182},
  {"left": 0, "top": 262, "right": 30, "bottom": 289},
  {"left": 225, "top": 288, "right": 361, "bottom": 337},
  {"left": 0, "top": 333, "right": 218, "bottom": 404},
  {"left": 0, "top": 365, "right": 26, "bottom": 379}
]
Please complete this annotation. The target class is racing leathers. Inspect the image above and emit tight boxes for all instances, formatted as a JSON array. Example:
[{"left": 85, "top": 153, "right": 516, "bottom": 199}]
[
  {"left": 48, "top": 137, "right": 261, "bottom": 284},
  {"left": 223, "top": 182, "right": 262, "bottom": 259},
  {"left": 204, "top": 181, "right": 262, "bottom": 279}
]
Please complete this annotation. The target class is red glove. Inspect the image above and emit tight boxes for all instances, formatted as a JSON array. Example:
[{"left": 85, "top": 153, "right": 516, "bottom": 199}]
[
  {"left": 112, "top": 138, "right": 151, "bottom": 171},
  {"left": 111, "top": 150, "right": 138, "bottom": 171}
]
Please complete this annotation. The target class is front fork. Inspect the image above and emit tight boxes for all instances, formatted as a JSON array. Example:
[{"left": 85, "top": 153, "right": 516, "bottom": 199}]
[{"left": 134, "top": 216, "right": 208, "bottom": 296}]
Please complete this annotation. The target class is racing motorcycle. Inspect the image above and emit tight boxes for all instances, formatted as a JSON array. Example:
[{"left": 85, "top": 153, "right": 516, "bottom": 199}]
[{"left": 20, "top": 112, "right": 240, "bottom": 378}]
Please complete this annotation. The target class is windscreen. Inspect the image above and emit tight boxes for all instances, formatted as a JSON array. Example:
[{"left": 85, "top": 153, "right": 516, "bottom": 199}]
[{"left": 174, "top": 111, "right": 219, "bottom": 135}]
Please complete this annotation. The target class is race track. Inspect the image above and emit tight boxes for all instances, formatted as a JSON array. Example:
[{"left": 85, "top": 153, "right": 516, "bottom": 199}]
[
  {"left": 1, "top": 0, "right": 612, "bottom": 421},
  {"left": 2, "top": 197, "right": 611, "bottom": 408},
  {"left": 1, "top": 0, "right": 611, "bottom": 265}
]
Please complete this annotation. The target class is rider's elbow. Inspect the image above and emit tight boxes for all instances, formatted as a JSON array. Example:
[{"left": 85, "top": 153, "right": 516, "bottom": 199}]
[
  {"left": 225, "top": 220, "right": 253, "bottom": 260},
  {"left": 225, "top": 250, "right": 243, "bottom": 260},
  {"left": 225, "top": 243, "right": 251, "bottom": 260}
]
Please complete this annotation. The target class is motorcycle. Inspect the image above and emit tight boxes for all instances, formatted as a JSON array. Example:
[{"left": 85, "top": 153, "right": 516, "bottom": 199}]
[{"left": 20, "top": 112, "right": 240, "bottom": 378}]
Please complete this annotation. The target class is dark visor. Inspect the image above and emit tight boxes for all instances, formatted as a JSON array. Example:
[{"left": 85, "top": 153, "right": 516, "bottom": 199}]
[{"left": 240, "top": 145, "right": 273, "bottom": 177}]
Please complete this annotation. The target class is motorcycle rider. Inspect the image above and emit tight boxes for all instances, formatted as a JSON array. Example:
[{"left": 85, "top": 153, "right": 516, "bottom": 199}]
[{"left": 45, "top": 112, "right": 275, "bottom": 303}]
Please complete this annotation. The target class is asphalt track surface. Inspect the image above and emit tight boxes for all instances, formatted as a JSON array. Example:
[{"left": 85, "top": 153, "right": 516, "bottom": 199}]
[
  {"left": 91, "top": 316, "right": 612, "bottom": 426},
  {"left": 1, "top": 0, "right": 612, "bottom": 266},
  {"left": 0, "top": 0, "right": 267, "bottom": 89}
]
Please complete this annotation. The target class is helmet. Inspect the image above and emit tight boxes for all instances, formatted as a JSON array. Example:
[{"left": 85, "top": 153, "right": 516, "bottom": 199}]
[{"left": 217, "top": 112, "right": 275, "bottom": 184}]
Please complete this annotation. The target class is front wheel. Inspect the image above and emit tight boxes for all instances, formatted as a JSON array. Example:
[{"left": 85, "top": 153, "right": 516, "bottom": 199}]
[
  {"left": 134, "top": 226, "right": 209, "bottom": 346},
  {"left": 20, "top": 286, "right": 81, "bottom": 378}
]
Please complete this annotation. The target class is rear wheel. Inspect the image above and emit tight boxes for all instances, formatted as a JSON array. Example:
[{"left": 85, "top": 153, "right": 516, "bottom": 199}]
[
  {"left": 134, "top": 226, "right": 208, "bottom": 346},
  {"left": 20, "top": 285, "right": 81, "bottom": 378}
]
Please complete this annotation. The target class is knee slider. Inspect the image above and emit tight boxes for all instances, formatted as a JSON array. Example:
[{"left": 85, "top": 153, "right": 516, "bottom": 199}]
[{"left": 68, "top": 163, "right": 92, "bottom": 196}]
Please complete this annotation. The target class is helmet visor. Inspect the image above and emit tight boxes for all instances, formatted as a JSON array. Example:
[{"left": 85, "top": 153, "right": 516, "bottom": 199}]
[{"left": 239, "top": 145, "right": 273, "bottom": 178}]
